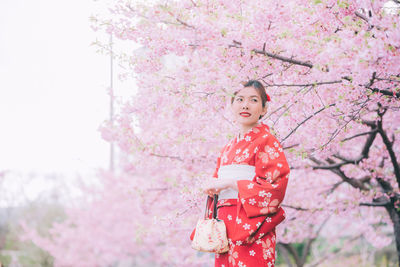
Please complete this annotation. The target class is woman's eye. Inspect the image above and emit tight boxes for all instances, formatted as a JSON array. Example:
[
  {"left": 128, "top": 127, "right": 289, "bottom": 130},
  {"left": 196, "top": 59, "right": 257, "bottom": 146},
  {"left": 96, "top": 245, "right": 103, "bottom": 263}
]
[
  {"left": 236, "top": 98, "right": 243, "bottom": 102},
  {"left": 251, "top": 98, "right": 258, "bottom": 102}
]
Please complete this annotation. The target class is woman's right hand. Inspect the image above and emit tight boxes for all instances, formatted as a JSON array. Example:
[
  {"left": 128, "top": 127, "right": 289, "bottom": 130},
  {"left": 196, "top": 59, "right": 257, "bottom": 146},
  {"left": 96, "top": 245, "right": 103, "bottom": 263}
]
[{"left": 203, "top": 179, "right": 237, "bottom": 197}]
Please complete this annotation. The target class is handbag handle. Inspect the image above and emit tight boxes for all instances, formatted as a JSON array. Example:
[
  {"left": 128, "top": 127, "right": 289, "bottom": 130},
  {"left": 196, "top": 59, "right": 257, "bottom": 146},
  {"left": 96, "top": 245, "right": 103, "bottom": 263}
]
[{"left": 204, "top": 194, "right": 219, "bottom": 219}]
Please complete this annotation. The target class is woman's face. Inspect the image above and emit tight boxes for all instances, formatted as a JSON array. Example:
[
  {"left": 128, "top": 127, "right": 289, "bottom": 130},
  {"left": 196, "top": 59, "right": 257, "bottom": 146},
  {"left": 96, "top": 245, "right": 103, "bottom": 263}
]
[{"left": 231, "top": 86, "right": 267, "bottom": 129}]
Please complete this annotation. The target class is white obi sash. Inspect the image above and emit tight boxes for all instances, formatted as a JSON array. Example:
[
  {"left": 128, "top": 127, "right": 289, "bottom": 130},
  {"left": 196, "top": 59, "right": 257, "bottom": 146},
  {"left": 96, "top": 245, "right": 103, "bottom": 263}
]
[{"left": 218, "top": 164, "right": 256, "bottom": 200}]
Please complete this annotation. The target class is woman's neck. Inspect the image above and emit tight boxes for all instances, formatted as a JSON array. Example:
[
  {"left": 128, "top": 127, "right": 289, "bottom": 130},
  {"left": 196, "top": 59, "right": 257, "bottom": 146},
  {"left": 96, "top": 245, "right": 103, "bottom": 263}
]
[{"left": 238, "top": 122, "right": 260, "bottom": 138}]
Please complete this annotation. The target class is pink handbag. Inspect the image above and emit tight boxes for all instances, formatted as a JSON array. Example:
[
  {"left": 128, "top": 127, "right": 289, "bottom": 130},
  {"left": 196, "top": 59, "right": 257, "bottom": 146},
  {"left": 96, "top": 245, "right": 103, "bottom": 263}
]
[{"left": 191, "top": 195, "right": 229, "bottom": 253}]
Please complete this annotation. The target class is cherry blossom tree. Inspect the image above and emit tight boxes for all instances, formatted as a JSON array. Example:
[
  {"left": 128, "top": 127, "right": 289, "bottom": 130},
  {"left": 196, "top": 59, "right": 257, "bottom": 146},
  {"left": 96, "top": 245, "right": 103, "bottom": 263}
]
[{"left": 23, "top": 0, "right": 400, "bottom": 266}]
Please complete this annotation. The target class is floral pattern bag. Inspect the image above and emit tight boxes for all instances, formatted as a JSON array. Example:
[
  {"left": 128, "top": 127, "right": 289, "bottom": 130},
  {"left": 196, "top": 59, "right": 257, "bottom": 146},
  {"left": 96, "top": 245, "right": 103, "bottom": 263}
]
[{"left": 191, "top": 195, "right": 229, "bottom": 253}]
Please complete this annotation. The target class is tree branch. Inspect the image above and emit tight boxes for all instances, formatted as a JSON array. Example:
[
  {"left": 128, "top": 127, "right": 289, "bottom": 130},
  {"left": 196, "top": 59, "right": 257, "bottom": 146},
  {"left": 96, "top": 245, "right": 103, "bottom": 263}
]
[
  {"left": 277, "top": 244, "right": 294, "bottom": 267},
  {"left": 281, "top": 204, "right": 310, "bottom": 211},
  {"left": 281, "top": 103, "right": 336, "bottom": 143},
  {"left": 267, "top": 80, "right": 342, "bottom": 87},
  {"left": 229, "top": 40, "right": 313, "bottom": 68},
  {"left": 355, "top": 11, "right": 369, "bottom": 22},
  {"left": 309, "top": 157, "right": 369, "bottom": 191},
  {"left": 150, "top": 153, "right": 183, "bottom": 161},
  {"left": 300, "top": 217, "right": 330, "bottom": 265},
  {"left": 360, "top": 201, "right": 389, "bottom": 207},
  {"left": 253, "top": 49, "right": 313, "bottom": 68},
  {"left": 175, "top": 17, "right": 195, "bottom": 29},
  {"left": 368, "top": 87, "right": 400, "bottom": 98},
  {"left": 280, "top": 243, "right": 301, "bottom": 266},
  {"left": 312, "top": 124, "right": 378, "bottom": 170},
  {"left": 340, "top": 129, "right": 378, "bottom": 142},
  {"left": 377, "top": 117, "right": 400, "bottom": 186}
]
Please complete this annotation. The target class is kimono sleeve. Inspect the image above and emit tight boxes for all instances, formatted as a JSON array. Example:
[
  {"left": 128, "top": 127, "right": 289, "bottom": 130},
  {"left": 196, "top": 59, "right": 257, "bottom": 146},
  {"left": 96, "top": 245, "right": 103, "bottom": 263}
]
[
  {"left": 213, "top": 145, "right": 226, "bottom": 178},
  {"left": 212, "top": 155, "right": 221, "bottom": 178},
  {"left": 236, "top": 134, "right": 290, "bottom": 218}
]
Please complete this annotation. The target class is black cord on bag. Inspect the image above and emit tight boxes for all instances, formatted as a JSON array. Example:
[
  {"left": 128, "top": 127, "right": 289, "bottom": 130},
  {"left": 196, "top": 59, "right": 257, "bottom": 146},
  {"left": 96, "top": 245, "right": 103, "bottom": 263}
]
[
  {"left": 204, "top": 194, "right": 219, "bottom": 220},
  {"left": 212, "top": 194, "right": 218, "bottom": 219}
]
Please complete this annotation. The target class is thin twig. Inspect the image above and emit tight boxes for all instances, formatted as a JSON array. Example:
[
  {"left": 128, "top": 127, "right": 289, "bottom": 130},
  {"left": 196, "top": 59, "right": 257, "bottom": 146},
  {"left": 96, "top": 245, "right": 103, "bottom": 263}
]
[
  {"left": 253, "top": 49, "right": 313, "bottom": 68},
  {"left": 281, "top": 103, "right": 336, "bottom": 143}
]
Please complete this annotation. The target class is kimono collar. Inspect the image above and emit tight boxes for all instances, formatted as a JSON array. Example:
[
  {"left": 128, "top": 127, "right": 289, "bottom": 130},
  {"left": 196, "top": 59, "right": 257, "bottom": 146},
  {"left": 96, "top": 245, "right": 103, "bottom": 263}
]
[{"left": 236, "top": 122, "right": 269, "bottom": 142}]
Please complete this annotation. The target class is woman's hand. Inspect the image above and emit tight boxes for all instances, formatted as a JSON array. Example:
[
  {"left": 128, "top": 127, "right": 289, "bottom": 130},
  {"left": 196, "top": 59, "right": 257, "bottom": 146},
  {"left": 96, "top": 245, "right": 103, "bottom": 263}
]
[{"left": 203, "top": 179, "right": 238, "bottom": 197}]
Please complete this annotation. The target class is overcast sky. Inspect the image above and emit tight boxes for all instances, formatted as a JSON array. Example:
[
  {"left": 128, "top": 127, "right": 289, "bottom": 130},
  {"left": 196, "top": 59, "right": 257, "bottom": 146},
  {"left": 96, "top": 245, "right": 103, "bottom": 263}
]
[
  {"left": 0, "top": 0, "right": 122, "bottom": 173},
  {"left": 0, "top": 0, "right": 138, "bottom": 204}
]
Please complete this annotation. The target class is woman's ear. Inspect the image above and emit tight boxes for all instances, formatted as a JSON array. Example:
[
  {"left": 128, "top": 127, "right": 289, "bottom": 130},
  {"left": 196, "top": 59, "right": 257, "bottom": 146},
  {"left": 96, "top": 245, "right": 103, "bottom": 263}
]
[{"left": 261, "top": 105, "right": 268, "bottom": 116}]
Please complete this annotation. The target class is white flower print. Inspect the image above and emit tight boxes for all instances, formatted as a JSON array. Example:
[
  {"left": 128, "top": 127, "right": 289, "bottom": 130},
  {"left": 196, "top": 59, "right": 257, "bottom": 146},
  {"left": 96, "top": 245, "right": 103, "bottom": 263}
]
[
  {"left": 222, "top": 154, "right": 228, "bottom": 164},
  {"left": 236, "top": 217, "right": 242, "bottom": 224},
  {"left": 238, "top": 261, "right": 246, "bottom": 267},
  {"left": 266, "top": 217, "right": 272, "bottom": 223},
  {"left": 247, "top": 183, "right": 254, "bottom": 189},
  {"left": 278, "top": 147, "right": 283, "bottom": 152},
  {"left": 249, "top": 198, "right": 256, "bottom": 205},
  {"left": 254, "top": 147, "right": 258, "bottom": 153},
  {"left": 236, "top": 240, "right": 242, "bottom": 246},
  {"left": 245, "top": 136, "right": 251, "bottom": 141},
  {"left": 256, "top": 221, "right": 262, "bottom": 228},
  {"left": 227, "top": 214, "right": 232, "bottom": 221},
  {"left": 272, "top": 184, "right": 278, "bottom": 188},
  {"left": 266, "top": 192, "right": 272, "bottom": 198},
  {"left": 263, "top": 134, "right": 269, "bottom": 138},
  {"left": 268, "top": 263, "right": 272, "bottom": 267},
  {"left": 261, "top": 200, "right": 269, "bottom": 207},
  {"left": 274, "top": 141, "right": 279, "bottom": 147},
  {"left": 249, "top": 250, "right": 256, "bottom": 256},
  {"left": 259, "top": 190, "right": 267, "bottom": 197},
  {"left": 241, "top": 198, "right": 246, "bottom": 204},
  {"left": 277, "top": 163, "right": 282, "bottom": 168},
  {"left": 266, "top": 146, "right": 274, "bottom": 153},
  {"left": 234, "top": 155, "right": 244, "bottom": 163},
  {"left": 242, "top": 148, "right": 249, "bottom": 159},
  {"left": 236, "top": 149, "right": 241, "bottom": 154},
  {"left": 256, "top": 239, "right": 262, "bottom": 244},
  {"left": 269, "top": 147, "right": 278, "bottom": 158},
  {"left": 243, "top": 223, "right": 251, "bottom": 230}
]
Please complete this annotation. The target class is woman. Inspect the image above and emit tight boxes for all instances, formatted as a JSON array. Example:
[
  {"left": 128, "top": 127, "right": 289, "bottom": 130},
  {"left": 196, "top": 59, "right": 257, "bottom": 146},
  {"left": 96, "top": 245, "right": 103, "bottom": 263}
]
[{"left": 204, "top": 80, "right": 290, "bottom": 267}]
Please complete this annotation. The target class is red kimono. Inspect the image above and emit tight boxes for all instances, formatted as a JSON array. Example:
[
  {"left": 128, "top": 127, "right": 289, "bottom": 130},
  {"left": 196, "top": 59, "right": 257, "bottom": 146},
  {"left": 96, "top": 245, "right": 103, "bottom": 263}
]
[{"left": 212, "top": 122, "right": 290, "bottom": 267}]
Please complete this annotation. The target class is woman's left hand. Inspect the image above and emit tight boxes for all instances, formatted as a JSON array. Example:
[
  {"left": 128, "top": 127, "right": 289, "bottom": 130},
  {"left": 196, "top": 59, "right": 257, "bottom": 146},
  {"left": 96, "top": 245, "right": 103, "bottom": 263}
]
[{"left": 203, "top": 179, "right": 238, "bottom": 197}]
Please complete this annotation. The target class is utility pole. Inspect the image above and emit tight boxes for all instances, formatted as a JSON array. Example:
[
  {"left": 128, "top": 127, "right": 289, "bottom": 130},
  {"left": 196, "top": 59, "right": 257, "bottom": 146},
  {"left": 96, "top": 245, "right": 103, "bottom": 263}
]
[{"left": 109, "top": 33, "right": 114, "bottom": 172}]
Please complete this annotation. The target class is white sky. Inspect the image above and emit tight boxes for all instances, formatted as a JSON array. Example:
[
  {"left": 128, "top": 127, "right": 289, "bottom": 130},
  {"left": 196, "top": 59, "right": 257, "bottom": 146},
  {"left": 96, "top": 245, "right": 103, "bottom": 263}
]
[
  {"left": 0, "top": 0, "right": 137, "bottom": 205},
  {"left": 1, "top": 0, "right": 118, "bottom": 172}
]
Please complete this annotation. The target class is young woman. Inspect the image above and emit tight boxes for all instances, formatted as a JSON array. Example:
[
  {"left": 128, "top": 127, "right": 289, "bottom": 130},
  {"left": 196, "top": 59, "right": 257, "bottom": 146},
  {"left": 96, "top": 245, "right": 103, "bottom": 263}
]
[{"left": 204, "top": 80, "right": 290, "bottom": 267}]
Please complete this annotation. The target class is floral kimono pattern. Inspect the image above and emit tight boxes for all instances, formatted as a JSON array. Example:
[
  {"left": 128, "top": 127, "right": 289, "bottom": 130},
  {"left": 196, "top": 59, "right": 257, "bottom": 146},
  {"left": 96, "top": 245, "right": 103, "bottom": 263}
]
[{"left": 213, "top": 122, "right": 290, "bottom": 267}]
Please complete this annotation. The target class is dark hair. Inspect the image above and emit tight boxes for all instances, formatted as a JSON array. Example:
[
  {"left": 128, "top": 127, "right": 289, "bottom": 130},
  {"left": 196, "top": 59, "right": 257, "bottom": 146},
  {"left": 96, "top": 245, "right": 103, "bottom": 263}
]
[
  {"left": 231, "top": 80, "right": 269, "bottom": 119},
  {"left": 231, "top": 80, "right": 269, "bottom": 107}
]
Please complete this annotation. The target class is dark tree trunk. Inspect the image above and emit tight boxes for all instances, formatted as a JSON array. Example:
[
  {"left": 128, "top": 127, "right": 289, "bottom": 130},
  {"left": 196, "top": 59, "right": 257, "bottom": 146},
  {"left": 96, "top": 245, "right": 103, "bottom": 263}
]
[
  {"left": 277, "top": 243, "right": 294, "bottom": 267},
  {"left": 385, "top": 204, "right": 400, "bottom": 265}
]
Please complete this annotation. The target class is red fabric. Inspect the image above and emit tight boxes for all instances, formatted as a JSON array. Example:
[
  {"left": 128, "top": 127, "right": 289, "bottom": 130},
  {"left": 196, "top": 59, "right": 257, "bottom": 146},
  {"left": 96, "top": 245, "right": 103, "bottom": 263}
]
[
  {"left": 214, "top": 122, "right": 289, "bottom": 243},
  {"left": 190, "top": 122, "right": 289, "bottom": 266},
  {"left": 215, "top": 205, "right": 277, "bottom": 267}
]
